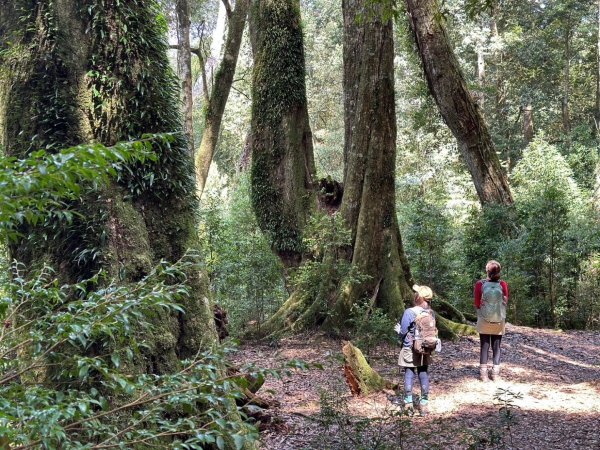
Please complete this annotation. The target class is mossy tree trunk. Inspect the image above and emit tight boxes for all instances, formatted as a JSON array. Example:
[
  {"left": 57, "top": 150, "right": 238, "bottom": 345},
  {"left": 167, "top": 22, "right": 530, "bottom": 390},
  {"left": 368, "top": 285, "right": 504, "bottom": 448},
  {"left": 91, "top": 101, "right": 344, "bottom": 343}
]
[
  {"left": 253, "top": 0, "right": 414, "bottom": 336},
  {"left": 248, "top": 0, "right": 473, "bottom": 339},
  {"left": 1, "top": 0, "right": 217, "bottom": 373},
  {"left": 195, "top": 0, "right": 249, "bottom": 196},
  {"left": 249, "top": 0, "right": 317, "bottom": 269},
  {"left": 405, "top": 0, "right": 513, "bottom": 206}
]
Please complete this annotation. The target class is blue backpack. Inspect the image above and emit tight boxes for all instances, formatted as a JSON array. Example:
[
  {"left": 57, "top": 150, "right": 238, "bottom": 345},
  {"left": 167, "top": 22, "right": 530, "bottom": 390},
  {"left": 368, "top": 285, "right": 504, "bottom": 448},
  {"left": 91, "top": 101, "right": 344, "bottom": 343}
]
[{"left": 479, "top": 280, "right": 506, "bottom": 323}]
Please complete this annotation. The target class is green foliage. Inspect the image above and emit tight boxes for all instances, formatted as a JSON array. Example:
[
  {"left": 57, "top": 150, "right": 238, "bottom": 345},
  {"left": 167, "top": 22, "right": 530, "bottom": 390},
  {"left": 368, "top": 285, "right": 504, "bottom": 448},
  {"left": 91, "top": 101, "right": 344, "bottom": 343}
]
[
  {"left": 290, "top": 213, "right": 368, "bottom": 327},
  {"left": 398, "top": 199, "right": 455, "bottom": 296},
  {"left": 313, "top": 387, "right": 412, "bottom": 450},
  {"left": 511, "top": 137, "right": 595, "bottom": 326},
  {"left": 454, "top": 137, "right": 599, "bottom": 327},
  {"left": 0, "top": 259, "right": 265, "bottom": 448},
  {"left": 348, "top": 303, "right": 396, "bottom": 358},
  {"left": 0, "top": 144, "right": 264, "bottom": 448},
  {"left": 199, "top": 177, "right": 287, "bottom": 335},
  {"left": 86, "top": 0, "right": 196, "bottom": 200},
  {"left": 0, "top": 137, "right": 160, "bottom": 240}
]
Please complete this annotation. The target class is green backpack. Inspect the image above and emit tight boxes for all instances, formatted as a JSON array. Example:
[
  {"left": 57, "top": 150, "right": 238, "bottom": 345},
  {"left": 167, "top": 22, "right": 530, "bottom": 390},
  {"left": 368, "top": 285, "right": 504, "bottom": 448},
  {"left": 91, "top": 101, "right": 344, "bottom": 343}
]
[{"left": 479, "top": 280, "right": 506, "bottom": 323}]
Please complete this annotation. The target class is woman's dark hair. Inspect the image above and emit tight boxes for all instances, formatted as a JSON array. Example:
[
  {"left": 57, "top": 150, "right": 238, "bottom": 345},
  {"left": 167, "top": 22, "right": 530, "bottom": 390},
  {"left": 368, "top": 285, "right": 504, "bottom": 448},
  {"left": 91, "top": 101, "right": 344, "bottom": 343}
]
[{"left": 486, "top": 260, "right": 502, "bottom": 281}]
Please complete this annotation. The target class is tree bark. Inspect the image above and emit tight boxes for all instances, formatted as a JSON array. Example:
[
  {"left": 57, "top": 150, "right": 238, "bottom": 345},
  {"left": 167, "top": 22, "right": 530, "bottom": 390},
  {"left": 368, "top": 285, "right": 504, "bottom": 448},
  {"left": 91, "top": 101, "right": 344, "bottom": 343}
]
[
  {"left": 596, "top": 0, "right": 600, "bottom": 132},
  {"left": 195, "top": 0, "right": 249, "bottom": 196},
  {"left": 342, "top": 342, "right": 392, "bottom": 396},
  {"left": 523, "top": 103, "right": 534, "bottom": 143},
  {"left": 249, "top": 0, "right": 316, "bottom": 269},
  {"left": 405, "top": 0, "right": 513, "bottom": 206},
  {"left": 596, "top": 0, "right": 600, "bottom": 133},
  {"left": 1, "top": 0, "right": 217, "bottom": 374},
  {"left": 334, "top": 0, "right": 413, "bottom": 324},
  {"left": 562, "top": 25, "right": 571, "bottom": 135},
  {"left": 176, "top": 0, "right": 194, "bottom": 156}
]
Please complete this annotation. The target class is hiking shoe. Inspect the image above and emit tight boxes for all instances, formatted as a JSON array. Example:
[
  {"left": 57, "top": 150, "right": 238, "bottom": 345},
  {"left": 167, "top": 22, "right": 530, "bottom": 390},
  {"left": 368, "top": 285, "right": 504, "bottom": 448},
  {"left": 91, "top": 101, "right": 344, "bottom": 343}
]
[
  {"left": 479, "top": 366, "right": 490, "bottom": 382},
  {"left": 491, "top": 365, "right": 501, "bottom": 382},
  {"left": 419, "top": 402, "right": 429, "bottom": 417}
]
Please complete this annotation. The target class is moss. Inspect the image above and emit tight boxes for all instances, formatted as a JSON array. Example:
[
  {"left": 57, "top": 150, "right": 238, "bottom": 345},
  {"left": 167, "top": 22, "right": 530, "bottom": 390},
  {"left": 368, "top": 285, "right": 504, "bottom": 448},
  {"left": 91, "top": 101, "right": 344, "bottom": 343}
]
[
  {"left": 434, "top": 297, "right": 467, "bottom": 324},
  {"left": 102, "top": 187, "right": 153, "bottom": 281},
  {"left": 436, "top": 314, "right": 477, "bottom": 341},
  {"left": 86, "top": 0, "right": 196, "bottom": 201},
  {"left": 1, "top": 1, "right": 87, "bottom": 156},
  {"left": 249, "top": 0, "right": 313, "bottom": 263},
  {"left": 342, "top": 341, "right": 391, "bottom": 396}
]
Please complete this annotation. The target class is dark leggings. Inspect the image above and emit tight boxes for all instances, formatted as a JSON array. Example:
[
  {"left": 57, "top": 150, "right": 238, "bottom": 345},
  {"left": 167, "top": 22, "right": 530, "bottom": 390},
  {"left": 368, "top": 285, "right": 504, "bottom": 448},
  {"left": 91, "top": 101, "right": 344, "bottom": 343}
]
[
  {"left": 403, "top": 366, "right": 429, "bottom": 399},
  {"left": 480, "top": 334, "right": 502, "bottom": 365}
]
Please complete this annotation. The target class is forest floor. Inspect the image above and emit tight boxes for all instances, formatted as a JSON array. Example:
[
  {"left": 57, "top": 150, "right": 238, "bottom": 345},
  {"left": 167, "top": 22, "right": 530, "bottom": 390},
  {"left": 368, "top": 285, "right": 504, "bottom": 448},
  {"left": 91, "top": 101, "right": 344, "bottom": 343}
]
[{"left": 233, "top": 324, "right": 600, "bottom": 450}]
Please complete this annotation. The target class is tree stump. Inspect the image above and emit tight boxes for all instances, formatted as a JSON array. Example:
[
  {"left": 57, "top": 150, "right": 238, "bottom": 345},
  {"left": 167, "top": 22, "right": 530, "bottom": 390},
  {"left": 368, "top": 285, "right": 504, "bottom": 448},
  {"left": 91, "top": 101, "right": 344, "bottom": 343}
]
[{"left": 342, "top": 341, "right": 392, "bottom": 396}]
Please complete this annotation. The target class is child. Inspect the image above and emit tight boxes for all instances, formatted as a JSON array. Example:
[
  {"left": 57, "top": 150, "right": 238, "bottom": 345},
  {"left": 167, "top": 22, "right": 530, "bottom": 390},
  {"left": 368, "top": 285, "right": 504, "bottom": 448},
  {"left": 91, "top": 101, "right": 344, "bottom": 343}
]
[{"left": 394, "top": 284, "right": 439, "bottom": 416}]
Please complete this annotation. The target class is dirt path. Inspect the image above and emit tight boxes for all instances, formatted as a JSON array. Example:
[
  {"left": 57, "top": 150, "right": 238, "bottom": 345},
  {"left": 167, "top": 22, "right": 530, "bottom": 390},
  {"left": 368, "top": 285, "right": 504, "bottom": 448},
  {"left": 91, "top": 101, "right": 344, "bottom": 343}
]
[{"left": 234, "top": 324, "right": 600, "bottom": 449}]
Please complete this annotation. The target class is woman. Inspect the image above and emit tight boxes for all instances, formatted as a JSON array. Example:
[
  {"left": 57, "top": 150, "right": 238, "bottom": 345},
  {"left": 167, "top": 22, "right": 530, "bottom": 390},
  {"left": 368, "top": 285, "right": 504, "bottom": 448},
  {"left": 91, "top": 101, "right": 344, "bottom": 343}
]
[
  {"left": 395, "top": 284, "right": 437, "bottom": 416},
  {"left": 474, "top": 260, "right": 508, "bottom": 382}
]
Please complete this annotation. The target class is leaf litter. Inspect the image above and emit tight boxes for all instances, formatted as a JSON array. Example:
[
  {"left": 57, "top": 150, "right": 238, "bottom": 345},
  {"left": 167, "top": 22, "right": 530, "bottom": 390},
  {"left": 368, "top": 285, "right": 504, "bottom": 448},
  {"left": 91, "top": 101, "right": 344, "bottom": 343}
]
[{"left": 233, "top": 324, "right": 600, "bottom": 449}]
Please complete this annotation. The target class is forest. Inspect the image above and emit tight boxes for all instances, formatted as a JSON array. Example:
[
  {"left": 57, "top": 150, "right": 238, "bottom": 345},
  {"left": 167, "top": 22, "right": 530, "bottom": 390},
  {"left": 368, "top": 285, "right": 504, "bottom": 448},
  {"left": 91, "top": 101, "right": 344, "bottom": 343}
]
[{"left": 0, "top": 0, "right": 599, "bottom": 448}]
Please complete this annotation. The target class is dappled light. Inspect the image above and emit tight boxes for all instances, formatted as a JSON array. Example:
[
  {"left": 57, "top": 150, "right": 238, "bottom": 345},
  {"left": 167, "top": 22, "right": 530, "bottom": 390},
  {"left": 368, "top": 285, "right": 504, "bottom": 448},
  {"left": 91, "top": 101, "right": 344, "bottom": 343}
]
[
  {"left": 1, "top": 0, "right": 598, "bottom": 447},
  {"left": 234, "top": 324, "right": 600, "bottom": 449}
]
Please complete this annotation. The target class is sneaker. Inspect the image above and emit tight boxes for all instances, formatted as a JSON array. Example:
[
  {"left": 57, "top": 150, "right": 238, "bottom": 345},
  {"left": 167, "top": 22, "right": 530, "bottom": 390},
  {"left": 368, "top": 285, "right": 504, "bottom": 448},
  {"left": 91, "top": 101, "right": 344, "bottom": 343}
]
[
  {"left": 491, "top": 365, "right": 501, "bottom": 381},
  {"left": 419, "top": 402, "right": 429, "bottom": 417},
  {"left": 480, "top": 366, "right": 490, "bottom": 382}
]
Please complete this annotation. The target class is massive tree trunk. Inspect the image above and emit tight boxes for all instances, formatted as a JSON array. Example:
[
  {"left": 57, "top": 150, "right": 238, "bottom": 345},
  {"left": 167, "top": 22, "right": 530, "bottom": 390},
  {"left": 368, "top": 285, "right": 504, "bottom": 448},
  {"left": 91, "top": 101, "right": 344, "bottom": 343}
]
[
  {"left": 195, "top": 0, "right": 249, "bottom": 196},
  {"left": 253, "top": 0, "right": 444, "bottom": 338},
  {"left": 248, "top": 0, "right": 474, "bottom": 339},
  {"left": 249, "top": 0, "right": 316, "bottom": 269},
  {"left": 176, "top": 0, "right": 195, "bottom": 155},
  {"left": 1, "top": 0, "right": 217, "bottom": 374},
  {"left": 334, "top": 0, "right": 413, "bottom": 324},
  {"left": 405, "top": 0, "right": 513, "bottom": 206}
]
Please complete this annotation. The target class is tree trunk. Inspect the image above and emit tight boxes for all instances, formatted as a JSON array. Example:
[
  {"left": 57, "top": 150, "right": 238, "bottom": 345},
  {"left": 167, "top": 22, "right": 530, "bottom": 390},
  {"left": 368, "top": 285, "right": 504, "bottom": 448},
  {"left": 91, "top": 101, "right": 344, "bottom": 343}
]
[
  {"left": 523, "top": 103, "right": 534, "bottom": 143},
  {"left": 597, "top": 0, "right": 600, "bottom": 132},
  {"left": 176, "top": 0, "right": 194, "bottom": 156},
  {"left": 476, "top": 22, "right": 485, "bottom": 111},
  {"left": 249, "top": 0, "right": 473, "bottom": 339},
  {"left": 562, "top": 25, "right": 571, "bottom": 135},
  {"left": 334, "top": 0, "right": 413, "bottom": 324},
  {"left": 249, "top": 0, "right": 316, "bottom": 269},
  {"left": 195, "top": 0, "right": 249, "bottom": 196},
  {"left": 1, "top": 0, "right": 217, "bottom": 374},
  {"left": 405, "top": 0, "right": 513, "bottom": 206}
]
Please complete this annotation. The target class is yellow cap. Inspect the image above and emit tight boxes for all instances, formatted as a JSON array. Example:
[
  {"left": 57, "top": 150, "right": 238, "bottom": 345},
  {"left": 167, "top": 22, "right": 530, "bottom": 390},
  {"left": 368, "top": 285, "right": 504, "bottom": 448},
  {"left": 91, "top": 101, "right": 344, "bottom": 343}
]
[{"left": 412, "top": 284, "right": 433, "bottom": 300}]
